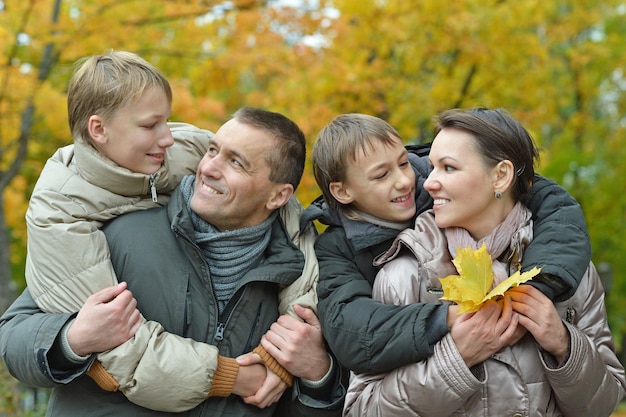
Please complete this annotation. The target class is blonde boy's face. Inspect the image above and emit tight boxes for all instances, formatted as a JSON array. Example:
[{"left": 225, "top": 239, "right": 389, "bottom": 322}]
[
  {"left": 330, "top": 137, "right": 416, "bottom": 222},
  {"left": 92, "top": 86, "right": 174, "bottom": 175}
]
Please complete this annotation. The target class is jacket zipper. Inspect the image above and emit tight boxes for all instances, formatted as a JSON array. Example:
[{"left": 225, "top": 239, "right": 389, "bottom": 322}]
[
  {"left": 149, "top": 173, "right": 158, "bottom": 202},
  {"left": 173, "top": 225, "right": 267, "bottom": 348},
  {"left": 214, "top": 290, "right": 243, "bottom": 342},
  {"left": 173, "top": 225, "right": 245, "bottom": 344}
]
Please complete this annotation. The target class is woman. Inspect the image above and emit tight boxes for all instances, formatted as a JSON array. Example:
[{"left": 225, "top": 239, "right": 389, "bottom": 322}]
[{"left": 344, "top": 108, "right": 625, "bottom": 416}]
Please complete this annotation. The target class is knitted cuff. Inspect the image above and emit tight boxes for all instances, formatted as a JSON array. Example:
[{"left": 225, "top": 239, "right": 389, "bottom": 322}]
[
  {"left": 299, "top": 353, "right": 334, "bottom": 388},
  {"left": 253, "top": 345, "right": 294, "bottom": 387},
  {"left": 60, "top": 320, "right": 91, "bottom": 364},
  {"left": 86, "top": 359, "right": 119, "bottom": 392},
  {"left": 208, "top": 355, "right": 240, "bottom": 397}
]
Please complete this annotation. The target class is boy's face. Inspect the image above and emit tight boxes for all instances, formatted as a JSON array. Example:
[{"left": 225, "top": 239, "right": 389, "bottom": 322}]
[
  {"left": 91, "top": 86, "right": 174, "bottom": 174},
  {"left": 331, "top": 137, "right": 416, "bottom": 222}
]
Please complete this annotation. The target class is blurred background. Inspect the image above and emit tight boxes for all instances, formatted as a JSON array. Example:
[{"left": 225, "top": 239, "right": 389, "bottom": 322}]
[{"left": 0, "top": 0, "right": 625, "bottom": 414}]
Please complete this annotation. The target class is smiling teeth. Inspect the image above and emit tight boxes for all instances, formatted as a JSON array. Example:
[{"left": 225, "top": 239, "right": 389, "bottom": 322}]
[
  {"left": 393, "top": 195, "right": 410, "bottom": 202},
  {"left": 433, "top": 199, "right": 448, "bottom": 205},
  {"left": 202, "top": 183, "right": 220, "bottom": 194}
]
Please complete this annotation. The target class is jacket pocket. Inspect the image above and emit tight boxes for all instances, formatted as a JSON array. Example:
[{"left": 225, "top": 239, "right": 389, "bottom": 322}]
[{"left": 244, "top": 303, "right": 263, "bottom": 352}]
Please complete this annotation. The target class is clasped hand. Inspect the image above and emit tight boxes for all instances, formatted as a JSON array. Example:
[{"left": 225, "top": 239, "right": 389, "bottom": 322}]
[
  {"left": 450, "top": 285, "right": 569, "bottom": 367},
  {"left": 234, "top": 304, "right": 332, "bottom": 408}
]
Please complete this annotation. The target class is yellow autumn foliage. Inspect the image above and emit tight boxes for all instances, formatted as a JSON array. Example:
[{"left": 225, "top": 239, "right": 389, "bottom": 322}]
[{"left": 439, "top": 244, "right": 542, "bottom": 314}]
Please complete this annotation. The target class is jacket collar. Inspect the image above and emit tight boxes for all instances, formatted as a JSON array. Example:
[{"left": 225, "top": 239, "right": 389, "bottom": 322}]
[
  {"left": 73, "top": 140, "right": 175, "bottom": 197},
  {"left": 302, "top": 195, "right": 401, "bottom": 252},
  {"left": 167, "top": 187, "right": 305, "bottom": 287}
]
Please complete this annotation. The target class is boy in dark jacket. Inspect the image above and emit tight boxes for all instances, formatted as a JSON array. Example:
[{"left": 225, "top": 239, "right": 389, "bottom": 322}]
[{"left": 306, "top": 113, "right": 590, "bottom": 374}]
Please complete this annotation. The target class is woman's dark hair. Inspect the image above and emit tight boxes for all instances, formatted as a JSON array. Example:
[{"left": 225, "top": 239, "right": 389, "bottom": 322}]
[{"left": 434, "top": 107, "right": 540, "bottom": 204}]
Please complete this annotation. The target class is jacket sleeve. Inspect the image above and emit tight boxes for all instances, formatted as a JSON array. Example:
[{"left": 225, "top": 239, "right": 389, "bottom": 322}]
[
  {"left": 344, "top": 259, "right": 478, "bottom": 417},
  {"left": 0, "top": 289, "right": 91, "bottom": 388},
  {"left": 277, "top": 196, "right": 320, "bottom": 316},
  {"left": 0, "top": 290, "right": 227, "bottom": 412},
  {"left": 93, "top": 322, "right": 224, "bottom": 412},
  {"left": 165, "top": 122, "right": 210, "bottom": 185},
  {"left": 25, "top": 174, "right": 121, "bottom": 313},
  {"left": 276, "top": 362, "right": 348, "bottom": 417},
  {"left": 345, "top": 333, "right": 480, "bottom": 417},
  {"left": 315, "top": 227, "right": 449, "bottom": 374},
  {"left": 524, "top": 175, "right": 590, "bottom": 301},
  {"left": 544, "top": 263, "right": 626, "bottom": 416}
]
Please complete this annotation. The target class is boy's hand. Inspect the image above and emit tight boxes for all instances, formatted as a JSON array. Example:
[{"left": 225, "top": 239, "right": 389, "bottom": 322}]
[
  {"left": 236, "top": 352, "right": 286, "bottom": 408},
  {"left": 67, "top": 282, "right": 142, "bottom": 355}
]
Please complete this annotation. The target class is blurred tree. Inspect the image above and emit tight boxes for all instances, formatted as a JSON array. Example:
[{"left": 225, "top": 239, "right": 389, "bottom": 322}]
[
  {"left": 301, "top": 0, "right": 626, "bottom": 345},
  {"left": 0, "top": 3, "right": 625, "bottom": 413}
]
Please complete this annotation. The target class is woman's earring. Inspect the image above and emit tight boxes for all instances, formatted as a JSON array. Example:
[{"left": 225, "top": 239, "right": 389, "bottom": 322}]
[{"left": 494, "top": 190, "right": 503, "bottom": 200}]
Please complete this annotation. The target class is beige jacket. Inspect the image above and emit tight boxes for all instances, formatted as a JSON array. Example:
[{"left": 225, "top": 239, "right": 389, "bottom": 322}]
[
  {"left": 24, "top": 122, "right": 320, "bottom": 411},
  {"left": 345, "top": 210, "right": 625, "bottom": 417},
  {"left": 26, "top": 122, "right": 207, "bottom": 311}
]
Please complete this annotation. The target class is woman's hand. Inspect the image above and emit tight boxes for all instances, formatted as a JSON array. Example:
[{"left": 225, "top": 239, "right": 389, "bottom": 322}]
[
  {"left": 508, "top": 284, "right": 569, "bottom": 363},
  {"left": 450, "top": 296, "right": 519, "bottom": 367}
]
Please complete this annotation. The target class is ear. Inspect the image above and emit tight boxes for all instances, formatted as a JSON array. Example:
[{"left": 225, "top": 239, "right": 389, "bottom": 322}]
[
  {"left": 329, "top": 181, "right": 354, "bottom": 205},
  {"left": 88, "top": 115, "right": 107, "bottom": 145},
  {"left": 493, "top": 160, "right": 515, "bottom": 192},
  {"left": 266, "top": 184, "right": 294, "bottom": 211}
]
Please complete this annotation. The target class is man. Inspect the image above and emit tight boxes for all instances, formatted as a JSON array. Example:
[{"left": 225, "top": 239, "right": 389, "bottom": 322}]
[{"left": 0, "top": 107, "right": 345, "bottom": 416}]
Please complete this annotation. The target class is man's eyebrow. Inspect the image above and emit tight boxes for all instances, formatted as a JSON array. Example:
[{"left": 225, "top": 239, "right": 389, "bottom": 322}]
[{"left": 208, "top": 137, "right": 252, "bottom": 169}]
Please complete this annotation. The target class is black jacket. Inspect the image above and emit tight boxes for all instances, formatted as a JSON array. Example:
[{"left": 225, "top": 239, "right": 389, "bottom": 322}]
[{"left": 306, "top": 150, "right": 590, "bottom": 374}]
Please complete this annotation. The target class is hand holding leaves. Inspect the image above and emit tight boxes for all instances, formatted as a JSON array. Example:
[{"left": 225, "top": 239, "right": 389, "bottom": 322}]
[{"left": 439, "top": 243, "right": 541, "bottom": 314}]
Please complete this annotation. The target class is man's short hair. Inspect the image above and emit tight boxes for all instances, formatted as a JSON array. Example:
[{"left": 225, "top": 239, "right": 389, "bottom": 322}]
[{"left": 233, "top": 107, "right": 306, "bottom": 190}]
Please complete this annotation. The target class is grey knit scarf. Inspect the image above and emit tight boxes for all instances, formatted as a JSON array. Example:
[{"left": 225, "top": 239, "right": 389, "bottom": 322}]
[{"left": 180, "top": 176, "right": 276, "bottom": 313}]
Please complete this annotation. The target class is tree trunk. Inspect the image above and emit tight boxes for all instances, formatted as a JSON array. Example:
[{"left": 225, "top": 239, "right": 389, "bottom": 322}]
[
  {"left": 0, "top": 193, "right": 16, "bottom": 313},
  {"left": 0, "top": 0, "right": 61, "bottom": 313}
]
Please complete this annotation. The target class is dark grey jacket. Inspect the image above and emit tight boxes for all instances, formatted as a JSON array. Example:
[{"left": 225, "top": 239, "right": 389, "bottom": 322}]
[
  {"left": 307, "top": 151, "right": 591, "bottom": 374},
  {"left": 0, "top": 188, "right": 345, "bottom": 417}
]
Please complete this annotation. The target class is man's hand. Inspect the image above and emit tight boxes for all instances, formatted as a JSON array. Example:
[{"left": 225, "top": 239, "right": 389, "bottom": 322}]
[
  {"left": 261, "top": 304, "right": 330, "bottom": 381},
  {"left": 67, "top": 282, "right": 142, "bottom": 356},
  {"left": 450, "top": 297, "right": 519, "bottom": 367},
  {"left": 236, "top": 353, "right": 286, "bottom": 408}
]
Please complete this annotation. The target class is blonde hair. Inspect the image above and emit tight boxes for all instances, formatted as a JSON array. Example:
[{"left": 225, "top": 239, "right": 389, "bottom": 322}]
[{"left": 67, "top": 50, "right": 172, "bottom": 146}]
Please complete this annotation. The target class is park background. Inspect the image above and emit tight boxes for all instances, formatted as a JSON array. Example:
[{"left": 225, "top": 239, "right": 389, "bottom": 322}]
[{"left": 0, "top": 0, "right": 625, "bottom": 415}]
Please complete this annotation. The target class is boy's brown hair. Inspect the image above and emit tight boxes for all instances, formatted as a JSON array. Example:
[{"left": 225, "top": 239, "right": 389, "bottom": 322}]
[{"left": 312, "top": 113, "right": 404, "bottom": 211}]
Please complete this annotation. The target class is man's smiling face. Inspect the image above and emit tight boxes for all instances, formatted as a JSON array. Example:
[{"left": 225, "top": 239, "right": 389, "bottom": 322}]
[{"left": 190, "top": 118, "right": 282, "bottom": 231}]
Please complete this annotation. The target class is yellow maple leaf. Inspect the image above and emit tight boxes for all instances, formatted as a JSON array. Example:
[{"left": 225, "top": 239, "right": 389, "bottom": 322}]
[{"left": 439, "top": 243, "right": 541, "bottom": 314}]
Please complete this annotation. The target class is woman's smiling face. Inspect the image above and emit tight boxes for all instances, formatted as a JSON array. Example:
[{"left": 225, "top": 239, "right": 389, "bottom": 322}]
[{"left": 424, "top": 128, "right": 500, "bottom": 239}]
